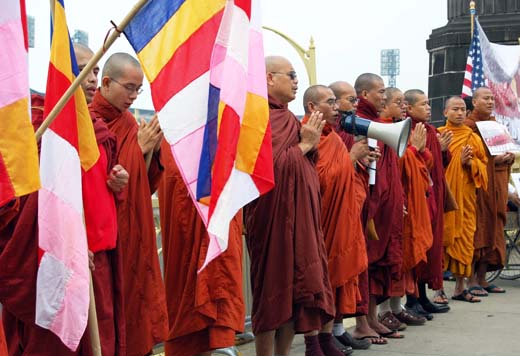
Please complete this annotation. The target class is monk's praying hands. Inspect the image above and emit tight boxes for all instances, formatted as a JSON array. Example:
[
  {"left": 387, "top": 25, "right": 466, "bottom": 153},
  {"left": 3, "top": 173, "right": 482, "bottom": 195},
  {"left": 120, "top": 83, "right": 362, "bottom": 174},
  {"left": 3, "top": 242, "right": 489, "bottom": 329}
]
[
  {"left": 107, "top": 164, "right": 129, "bottom": 193},
  {"left": 137, "top": 115, "right": 163, "bottom": 155},
  {"left": 460, "top": 145, "right": 473, "bottom": 167},
  {"left": 437, "top": 129, "right": 453, "bottom": 151},
  {"left": 299, "top": 110, "right": 325, "bottom": 154},
  {"left": 410, "top": 122, "right": 427, "bottom": 152}
]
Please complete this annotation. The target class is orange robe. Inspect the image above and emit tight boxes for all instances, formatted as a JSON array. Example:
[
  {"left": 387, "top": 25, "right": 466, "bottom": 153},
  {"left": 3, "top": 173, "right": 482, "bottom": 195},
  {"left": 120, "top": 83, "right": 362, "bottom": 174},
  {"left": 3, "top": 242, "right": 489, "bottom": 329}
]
[
  {"left": 158, "top": 144, "right": 245, "bottom": 356},
  {"left": 90, "top": 91, "right": 167, "bottom": 355},
  {"left": 309, "top": 120, "right": 368, "bottom": 315},
  {"left": 391, "top": 146, "right": 433, "bottom": 296},
  {"left": 439, "top": 122, "right": 488, "bottom": 277},
  {"left": 0, "top": 316, "right": 6, "bottom": 356},
  {"left": 465, "top": 111, "right": 508, "bottom": 271}
]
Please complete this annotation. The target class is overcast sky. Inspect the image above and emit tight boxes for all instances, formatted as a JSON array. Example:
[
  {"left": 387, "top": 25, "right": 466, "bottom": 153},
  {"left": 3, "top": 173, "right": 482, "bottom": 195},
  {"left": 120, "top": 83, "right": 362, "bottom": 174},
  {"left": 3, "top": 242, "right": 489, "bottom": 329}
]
[{"left": 26, "top": 0, "right": 451, "bottom": 114}]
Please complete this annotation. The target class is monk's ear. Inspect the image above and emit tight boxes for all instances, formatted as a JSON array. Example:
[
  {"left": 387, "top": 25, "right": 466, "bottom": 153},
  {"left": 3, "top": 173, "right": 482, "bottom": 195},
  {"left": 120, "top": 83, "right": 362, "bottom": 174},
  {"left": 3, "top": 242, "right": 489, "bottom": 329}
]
[
  {"left": 101, "top": 76, "right": 111, "bottom": 88},
  {"left": 266, "top": 72, "right": 275, "bottom": 86},
  {"left": 307, "top": 101, "right": 317, "bottom": 113}
]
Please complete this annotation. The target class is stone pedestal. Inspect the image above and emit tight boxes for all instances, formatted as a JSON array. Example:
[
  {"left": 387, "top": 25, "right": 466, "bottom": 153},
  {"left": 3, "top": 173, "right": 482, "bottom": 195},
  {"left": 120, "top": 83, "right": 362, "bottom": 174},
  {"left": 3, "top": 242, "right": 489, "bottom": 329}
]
[{"left": 427, "top": 0, "right": 520, "bottom": 126}]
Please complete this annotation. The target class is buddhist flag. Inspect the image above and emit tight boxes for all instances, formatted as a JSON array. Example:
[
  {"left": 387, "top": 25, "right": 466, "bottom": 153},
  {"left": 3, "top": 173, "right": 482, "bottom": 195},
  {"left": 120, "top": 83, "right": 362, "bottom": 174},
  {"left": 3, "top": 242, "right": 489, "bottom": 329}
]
[
  {"left": 125, "top": 0, "right": 274, "bottom": 268},
  {"left": 36, "top": 0, "right": 99, "bottom": 350},
  {"left": 0, "top": 0, "right": 40, "bottom": 206}
]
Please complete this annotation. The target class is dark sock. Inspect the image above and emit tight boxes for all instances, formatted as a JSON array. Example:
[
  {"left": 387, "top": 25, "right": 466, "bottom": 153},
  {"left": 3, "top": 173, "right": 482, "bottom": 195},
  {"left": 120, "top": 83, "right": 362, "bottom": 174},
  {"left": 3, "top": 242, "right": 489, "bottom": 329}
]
[
  {"left": 406, "top": 294, "right": 418, "bottom": 306},
  {"left": 318, "top": 333, "right": 345, "bottom": 356},
  {"left": 418, "top": 282, "right": 430, "bottom": 304},
  {"left": 305, "top": 334, "right": 325, "bottom": 356}
]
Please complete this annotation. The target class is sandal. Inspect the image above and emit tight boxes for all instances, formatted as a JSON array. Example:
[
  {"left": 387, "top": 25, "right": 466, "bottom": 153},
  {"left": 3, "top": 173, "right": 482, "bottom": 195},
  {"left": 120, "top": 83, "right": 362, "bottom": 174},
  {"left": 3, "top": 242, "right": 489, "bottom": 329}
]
[
  {"left": 468, "top": 285, "right": 488, "bottom": 297},
  {"left": 433, "top": 290, "right": 449, "bottom": 305},
  {"left": 355, "top": 335, "right": 388, "bottom": 345},
  {"left": 452, "top": 289, "right": 481, "bottom": 303},
  {"left": 378, "top": 311, "right": 407, "bottom": 331},
  {"left": 483, "top": 284, "right": 506, "bottom": 293},
  {"left": 379, "top": 330, "right": 404, "bottom": 339}
]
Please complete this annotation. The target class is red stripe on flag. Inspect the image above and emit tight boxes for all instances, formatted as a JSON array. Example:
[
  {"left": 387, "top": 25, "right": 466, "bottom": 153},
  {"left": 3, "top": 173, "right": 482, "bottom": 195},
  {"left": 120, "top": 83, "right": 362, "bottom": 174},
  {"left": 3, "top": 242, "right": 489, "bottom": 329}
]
[
  {"left": 235, "top": 0, "right": 251, "bottom": 18},
  {"left": 207, "top": 104, "right": 241, "bottom": 219},
  {"left": 20, "top": 0, "right": 28, "bottom": 51},
  {"left": 0, "top": 154, "right": 16, "bottom": 206},
  {"left": 44, "top": 63, "right": 79, "bottom": 149},
  {"left": 249, "top": 123, "right": 275, "bottom": 194},
  {"left": 150, "top": 9, "right": 224, "bottom": 112}
]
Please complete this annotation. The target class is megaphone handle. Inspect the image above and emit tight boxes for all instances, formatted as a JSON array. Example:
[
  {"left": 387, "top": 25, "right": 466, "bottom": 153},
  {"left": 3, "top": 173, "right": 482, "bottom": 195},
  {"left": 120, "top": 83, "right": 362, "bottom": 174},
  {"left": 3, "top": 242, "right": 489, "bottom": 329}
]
[{"left": 368, "top": 138, "right": 377, "bottom": 185}]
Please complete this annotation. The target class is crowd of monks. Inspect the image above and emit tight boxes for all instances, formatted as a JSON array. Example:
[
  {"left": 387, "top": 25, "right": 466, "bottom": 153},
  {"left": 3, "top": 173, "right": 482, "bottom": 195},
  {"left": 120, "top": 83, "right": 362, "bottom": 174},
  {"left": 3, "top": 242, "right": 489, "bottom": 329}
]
[{"left": 0, "top": 48, "right": 513, "bottom": 356}]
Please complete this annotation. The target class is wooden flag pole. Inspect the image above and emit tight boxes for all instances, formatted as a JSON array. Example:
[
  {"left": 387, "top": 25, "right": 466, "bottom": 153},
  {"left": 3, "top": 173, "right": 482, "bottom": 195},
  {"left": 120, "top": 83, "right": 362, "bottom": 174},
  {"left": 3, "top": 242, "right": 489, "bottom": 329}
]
[{"left": 35, "top": 0, "right": 150, "bottom": 141}]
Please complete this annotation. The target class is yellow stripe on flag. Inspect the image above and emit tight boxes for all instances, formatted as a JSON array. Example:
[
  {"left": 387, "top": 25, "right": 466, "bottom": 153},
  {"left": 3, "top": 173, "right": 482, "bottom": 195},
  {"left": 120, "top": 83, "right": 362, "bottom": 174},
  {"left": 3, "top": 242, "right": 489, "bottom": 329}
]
[
  {"left": 0, "top": 97, "right": 40, "bottom": 195},
  {"left": 138, "top": 0, "right": 225, "bottom": 82},
  {"left": 50, "top": 4, "right": 74, "bottom": 82},
  {"left": 74, "top": 89, "right": 99, "bottom": 170},
  {"left": 235, "top": 93, "right": 269, "bottom": 173}
]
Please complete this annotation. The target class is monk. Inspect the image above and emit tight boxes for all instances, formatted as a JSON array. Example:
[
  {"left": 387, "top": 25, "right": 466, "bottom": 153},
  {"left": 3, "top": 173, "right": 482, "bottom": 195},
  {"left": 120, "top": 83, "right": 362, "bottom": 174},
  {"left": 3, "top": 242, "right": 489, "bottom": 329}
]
[
  {"left": 353, "top": 73, "right": 405, "bottom": 343},
  {"left": 464, "top": 87, "right": 514, "bottom": 296},
  {"left": 439, "top": 96, "right": 488, "bottom": 302},
  {"left": 303, "top": 85, "right": 380, "bottom": 353},
  {"left": 1, "top": 45, "right": 129, "bottom": 355},
  {"left": 89, "top": 52, "right": 168, "bottom": 355},
  {"left": 157, "top": 144, "right": 245, "bottom": 356},
  {"left": 327, "top": 81, "right": 372, "bottom": 350},
  {"left": 377, "top": 88, "right": 430, "bottom": 330},
  {"left": 403, "top": 89, "right": 451, "bottom": 318},
  {"left": 244, "top": 56, "right": 334, "bottom": 356}
]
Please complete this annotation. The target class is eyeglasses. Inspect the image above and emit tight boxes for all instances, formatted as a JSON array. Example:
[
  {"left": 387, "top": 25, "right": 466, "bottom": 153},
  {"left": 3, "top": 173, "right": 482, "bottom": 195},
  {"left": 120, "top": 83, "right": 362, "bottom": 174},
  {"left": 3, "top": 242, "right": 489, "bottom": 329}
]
[
  {"left": 316, "top": 98, "right": 338, "bottom": 107},
  {"left": 271, "top": 71, "right": 297, "bottom": 80},
  {"left": 343, "top": 96, "right": 359, "bottom": 104},
  {"left": 110, "top": 77, "right": 143, "bottom": 95}
]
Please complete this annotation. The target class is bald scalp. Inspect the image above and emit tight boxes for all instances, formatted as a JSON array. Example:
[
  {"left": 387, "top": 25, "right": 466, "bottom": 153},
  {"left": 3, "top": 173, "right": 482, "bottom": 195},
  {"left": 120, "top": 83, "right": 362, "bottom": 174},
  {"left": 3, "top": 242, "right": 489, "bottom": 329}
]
[
  {"left": 384, "top": 87, "right": 402, "bottom": 104},
  {"left": 303, "top": 85, "right": 328, "bottom": 114},
  {"left": 354, "top": 73, "right": 383, "bottom": 96},
  {"left": 265, "top": 55, "right": 290, "bottom": 73},
  {"left": 102, "top": 52, "right": 141, "bottom": 80},
  {"left": 444, "top": 96, "right": 465, "bottom": 110},
  {"left": 473, "top": 86, "right": 492, "bottom": 99},
  {"left": 404, "top": 89, "right": 425, "bottom": 106},
  {"left": 73, "top": 43, "right": 93, "bottom": 56},
  {"left": 329, "top": 81, "right": 354, "bottom": 98}
]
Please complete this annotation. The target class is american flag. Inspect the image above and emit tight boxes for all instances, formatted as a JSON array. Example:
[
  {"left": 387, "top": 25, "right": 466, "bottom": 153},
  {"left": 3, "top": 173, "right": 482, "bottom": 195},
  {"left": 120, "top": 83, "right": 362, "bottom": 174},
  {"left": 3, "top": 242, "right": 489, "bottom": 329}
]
[{"left": 461, "top": 17, "right": 486, "bottom": 97}]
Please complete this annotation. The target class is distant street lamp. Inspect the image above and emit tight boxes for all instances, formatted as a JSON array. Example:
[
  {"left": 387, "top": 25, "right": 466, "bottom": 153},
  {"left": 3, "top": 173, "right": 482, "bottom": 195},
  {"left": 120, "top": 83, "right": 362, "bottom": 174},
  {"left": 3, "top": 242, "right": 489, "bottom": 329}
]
[
  {"left": 263, "top": 26, "right": 317, "bottom": 85},
  {"left": 381, "top": 49, "right": 400, "bottom": 87}
]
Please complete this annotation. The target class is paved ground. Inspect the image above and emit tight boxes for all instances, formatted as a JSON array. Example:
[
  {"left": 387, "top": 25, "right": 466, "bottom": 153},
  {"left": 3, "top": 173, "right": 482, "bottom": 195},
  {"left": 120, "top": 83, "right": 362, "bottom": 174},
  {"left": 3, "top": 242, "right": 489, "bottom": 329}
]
[{"left": 235, "top": 277, "right": 520, "bottom": 356}]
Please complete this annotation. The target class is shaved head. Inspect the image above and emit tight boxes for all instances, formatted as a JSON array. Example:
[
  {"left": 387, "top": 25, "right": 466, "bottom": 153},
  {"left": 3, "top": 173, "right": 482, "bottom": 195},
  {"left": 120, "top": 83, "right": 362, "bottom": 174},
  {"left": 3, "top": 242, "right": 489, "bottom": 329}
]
[
  {"left": 473, "top": 86, "right": 492, "bottom": 100},
  {"left": 384, "top": 87, "right": 402, "bottom": 104},
  {"left": 354, "top": 73, "right": 384, "bottom": 96},
  {"left": 265, "top": 55, "right": 291, "bottom": 73},
  {"left": 102, "top": 52, "right": 141, "bottom": 80},
  {"left": 329, "top": 81, "right": 354, "bottom": 98},
  {"left": 404, "top": 89, "right": 425, "bottom": 106},
  {"left": 444, "top": 96, "right": 465, "bottom": 110},
  {"left": 73, "top": 43, "right": 93, "bottom": 57},
  {"left": 303, "top": 85, "right": 329, "bottom": 114}
]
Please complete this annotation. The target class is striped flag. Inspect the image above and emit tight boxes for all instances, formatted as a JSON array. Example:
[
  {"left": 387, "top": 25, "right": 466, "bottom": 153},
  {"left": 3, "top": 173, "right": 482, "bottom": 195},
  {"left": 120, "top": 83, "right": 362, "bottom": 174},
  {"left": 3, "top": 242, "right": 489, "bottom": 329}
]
[
  {"left": 0, "top": 0, "right": 40, "bottom": 206},
  {"left": 461, "top": 16, "right": 486, "bottom": 97},
  {"left": 124, "top": 0, "right": 274, "bottom": 268},
  {"left": 36, "top": 0, "right": 99, "bottom": 350}
]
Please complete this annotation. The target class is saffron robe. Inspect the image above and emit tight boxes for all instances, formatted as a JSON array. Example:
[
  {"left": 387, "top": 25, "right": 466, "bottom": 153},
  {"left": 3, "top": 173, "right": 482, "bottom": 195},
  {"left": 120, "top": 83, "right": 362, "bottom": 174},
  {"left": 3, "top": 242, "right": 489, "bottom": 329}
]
[
  {"left": 411, "top": 118, "right": 450, "bottom": 290},
  {"left": 90, "top": 91, "right": 167, "bottom": 355},
  {"left": 158, "top": 144, "right": 245, "bottom": 356},
  {"left": 439, "top": 122, "right": 488, "bottom": 277},
  {"left": 464, "top": 112, "right": 510, "bottom": 271},
  {"left": 307, "top": 119, "right": 368, "bottom": 315},
  {"left": 244, "top": 96, "right": 334, "bottom": 334},
  {"left": 0, "top": 316, "right": 6, "bottom": 356},
  {"left": 356, "top": 98, "right": 404, "bottom": 299}
]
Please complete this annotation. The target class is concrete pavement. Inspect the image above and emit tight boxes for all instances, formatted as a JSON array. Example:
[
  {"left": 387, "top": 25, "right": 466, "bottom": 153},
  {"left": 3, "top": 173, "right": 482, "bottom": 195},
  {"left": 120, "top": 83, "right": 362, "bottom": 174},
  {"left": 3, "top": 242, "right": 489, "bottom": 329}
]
[{"left": 237, "top": 278, "right": 520, "bottom": 356}]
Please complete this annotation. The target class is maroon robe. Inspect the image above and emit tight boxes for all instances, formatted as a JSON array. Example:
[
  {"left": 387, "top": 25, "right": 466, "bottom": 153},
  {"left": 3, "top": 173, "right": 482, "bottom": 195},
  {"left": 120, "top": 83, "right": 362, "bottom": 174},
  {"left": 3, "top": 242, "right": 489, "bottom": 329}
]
[
  {"left": 410, "top": 117, "right": 451, "bottom": 290},
  {"left": 244, "top": 96, "right": 334, "bottom": 334},
  {"left": 90, "top": 91, "right": 167, "bottom": 355},
  {"left": 356, "top": 98, "right": 404, "bottom": 300}
]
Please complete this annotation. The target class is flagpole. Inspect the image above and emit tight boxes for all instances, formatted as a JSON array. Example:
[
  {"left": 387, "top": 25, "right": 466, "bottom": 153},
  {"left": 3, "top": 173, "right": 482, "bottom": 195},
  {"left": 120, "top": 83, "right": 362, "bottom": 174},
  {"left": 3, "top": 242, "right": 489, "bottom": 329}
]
[
  {"left": 470, "top": 0, "right": 476, "bottom": 35},
  {"left": 35, "top": 0, "right": 150, "bottom": 141}
]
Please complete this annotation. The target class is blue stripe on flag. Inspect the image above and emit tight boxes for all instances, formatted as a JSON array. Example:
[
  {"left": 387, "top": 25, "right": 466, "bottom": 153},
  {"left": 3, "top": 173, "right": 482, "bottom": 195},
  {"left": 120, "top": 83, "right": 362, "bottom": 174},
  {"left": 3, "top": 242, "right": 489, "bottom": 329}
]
[
  {"left": 196, "top": 84, "right": 220, "bottom": 200},
  {"left": 124, "top": 0, "right": 186, "bottom": 53}
]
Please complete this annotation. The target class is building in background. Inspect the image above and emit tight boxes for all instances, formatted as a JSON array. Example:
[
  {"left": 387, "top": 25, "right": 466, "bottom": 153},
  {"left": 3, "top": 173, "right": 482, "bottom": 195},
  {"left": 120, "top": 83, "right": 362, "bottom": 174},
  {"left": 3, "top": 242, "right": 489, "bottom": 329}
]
[
  {"left": 427, "top": 0, "right": 520, "bottom": 126},
  {"left": 28, "top": 15, "right": 35, "bottom": 48},
  {"left": 381, "top": 49, "right": 400, "bottom": 88}
]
